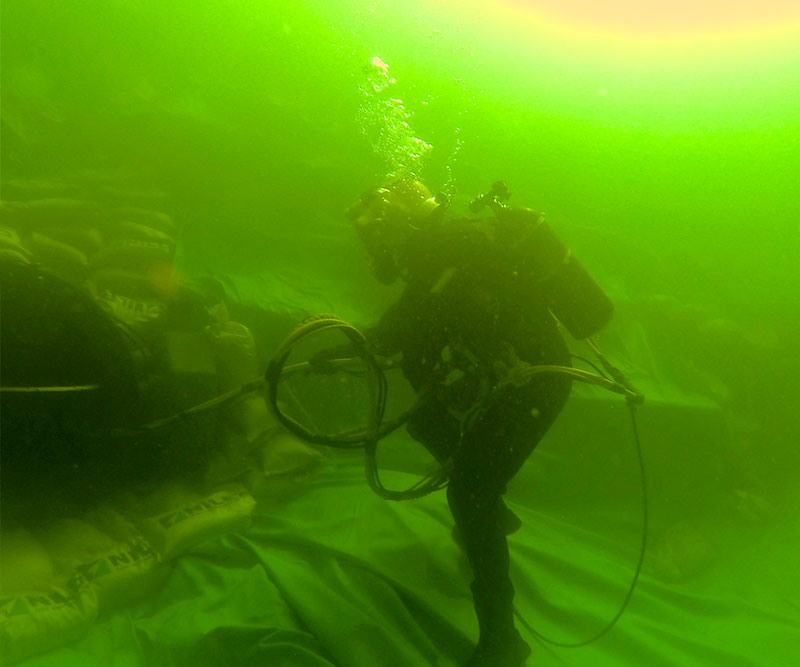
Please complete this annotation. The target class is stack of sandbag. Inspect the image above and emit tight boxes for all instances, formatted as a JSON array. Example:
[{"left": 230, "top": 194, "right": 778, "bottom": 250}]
[
  {"left": 0, "top": 421, "right": 329, "bottom": 666},
  {"left": 0, "top": 194, "right": 329, "bottom": 664},
  {"left": 0, "top": 198, "right": 178, "bottom": 341},
  {"left": 0, "top": 482, "right": 255, "bottom": 665}
]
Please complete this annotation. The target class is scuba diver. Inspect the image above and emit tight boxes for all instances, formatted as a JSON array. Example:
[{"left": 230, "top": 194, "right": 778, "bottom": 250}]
[{"left": 341, "top": 178, "right": 614, "bottom": 667}]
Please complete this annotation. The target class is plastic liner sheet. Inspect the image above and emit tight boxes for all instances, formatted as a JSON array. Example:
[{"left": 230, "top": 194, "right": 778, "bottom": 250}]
[{"left": 11, "top": 445, "right": 799, "bottom": 667}]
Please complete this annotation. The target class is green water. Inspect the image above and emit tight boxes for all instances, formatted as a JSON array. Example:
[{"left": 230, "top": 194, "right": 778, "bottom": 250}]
[
  {"left": 3, "top": 1, "right": 798, "bottom": 310},
  {"left": 2, "top": 1, "right": 799, "bottom": 665}
]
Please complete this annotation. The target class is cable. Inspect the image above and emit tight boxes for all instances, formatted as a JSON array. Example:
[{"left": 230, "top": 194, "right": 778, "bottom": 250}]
[
  {"left": 265, "top": 315, "right": 449, "bottom": 500},
  {"left": 131, "top": 377, "right": 265, "bottom": 432},
  {"left": 0, "top": 384, "right": 100, "bottom": 393},
  {"left": 570, "top": 354, "right": 610, "bottom": 380},
  {"left": 515, "top": 398, "right": 648, "bottom": 648}
]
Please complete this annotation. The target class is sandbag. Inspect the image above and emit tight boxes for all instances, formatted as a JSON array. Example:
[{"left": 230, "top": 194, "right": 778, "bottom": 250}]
[
  {"left": 136, "top": 484, "right": 256, "bottom": 561},
  {"left": 0, "top": 573, "right": 98, "bottom": 666}
]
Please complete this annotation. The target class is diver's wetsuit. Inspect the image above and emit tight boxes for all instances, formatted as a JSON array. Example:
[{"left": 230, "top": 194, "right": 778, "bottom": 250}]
[{"left": 370, "top": 214, "right": 572, "bottom": 664}]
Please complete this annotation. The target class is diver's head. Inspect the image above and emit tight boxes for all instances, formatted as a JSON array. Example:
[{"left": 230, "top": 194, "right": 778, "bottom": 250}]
[{"left": 346, "top": 178, "right": 440, "bottom": 284}]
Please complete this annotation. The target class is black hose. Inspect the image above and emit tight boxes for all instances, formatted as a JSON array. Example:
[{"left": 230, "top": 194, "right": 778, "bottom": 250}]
[
  {"left": 265, "top": 315, "right": 449, "bottom": 500},
  {"left": 515, "top": 397, "right": 648, "bottom": 648}
]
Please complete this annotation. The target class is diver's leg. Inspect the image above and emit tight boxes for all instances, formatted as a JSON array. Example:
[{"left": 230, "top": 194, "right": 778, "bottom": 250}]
[
  {"left": 447, "top": 476, "right": 530, "bottom": 666},
  {"left": 405, "top": 394, "right": 460, "bottom": 464},
  {"left": 451, "top": 497, "right": 522, "bottom": 547},
  {"left": 406, "top": 393, "right": 527, "bottom": 663},
  {"left": 447, "top": 414, "right": 528, "bottom": 664},
  {"left": 452, "top": 379, "right": 570, "bottom": 666}
]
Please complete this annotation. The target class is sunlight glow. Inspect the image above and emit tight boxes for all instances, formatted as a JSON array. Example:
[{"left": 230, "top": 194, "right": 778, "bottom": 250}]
[{"left": 499, "top": 0, "right": 800, "bottom": 39}]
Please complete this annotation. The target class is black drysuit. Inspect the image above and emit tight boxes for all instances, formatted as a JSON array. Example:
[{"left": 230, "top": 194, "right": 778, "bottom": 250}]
[{"left": 369, "top": 213, "right": 572, "bottom": 659}]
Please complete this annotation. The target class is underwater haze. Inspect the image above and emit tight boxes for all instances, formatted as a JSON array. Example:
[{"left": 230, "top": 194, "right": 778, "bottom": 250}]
[{"left": 2, "top": 1, "right": 800, "bottom": 665}]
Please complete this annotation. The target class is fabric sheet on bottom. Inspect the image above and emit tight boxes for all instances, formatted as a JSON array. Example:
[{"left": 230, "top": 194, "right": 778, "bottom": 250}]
[{"left": 14, "top": 447, "right": 799, "bottom": 667}]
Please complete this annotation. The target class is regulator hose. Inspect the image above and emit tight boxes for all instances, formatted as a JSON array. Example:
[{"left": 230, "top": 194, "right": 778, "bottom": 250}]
[
  {"left": 265, "top": 314, "right": 386, "bottom": 447},
  {"left": 512, "top": 339, "right": 647, "bottom": 648},
  {"left": 515, "top": 395, "right": 648, "bottom": 649},
  {"left": 265, "top": 314, "right": 449, "bottom": 500}
]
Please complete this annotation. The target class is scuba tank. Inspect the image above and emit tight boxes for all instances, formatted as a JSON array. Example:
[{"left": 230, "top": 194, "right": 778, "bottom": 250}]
[{"left": 470, "top": 182, "right": 614, "bottom": 340}]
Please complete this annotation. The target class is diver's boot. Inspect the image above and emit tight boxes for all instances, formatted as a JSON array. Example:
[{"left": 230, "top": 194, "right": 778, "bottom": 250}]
[
  {"left": 466, "top": 579, "right": 530, "bottom": 667},
  {"left": 465, "top": 632, "right": 531, "bottom": 667}
]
